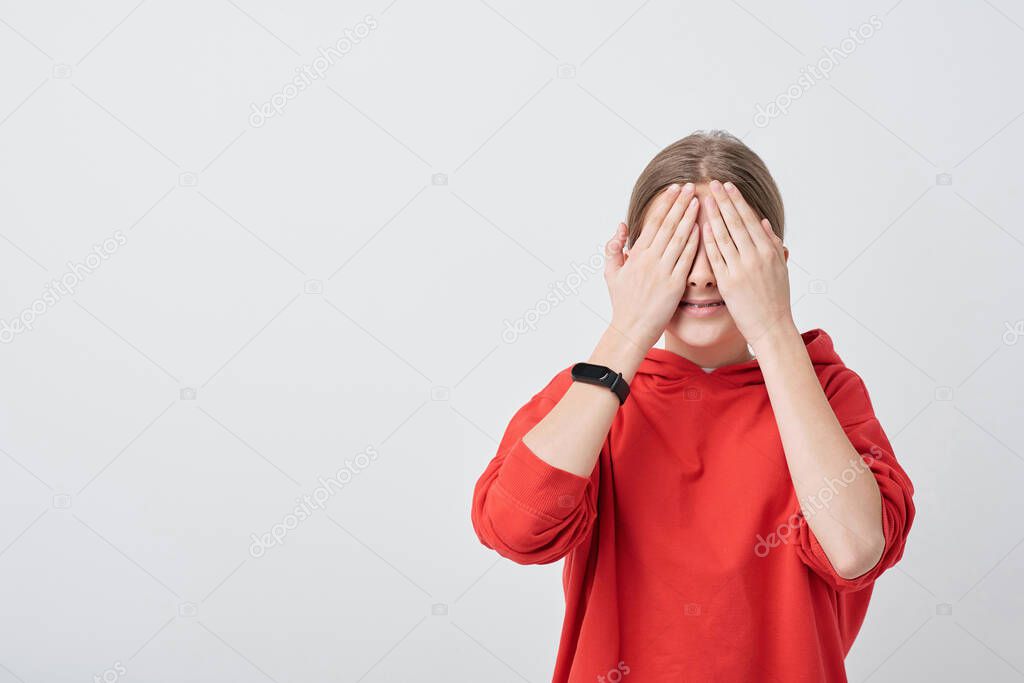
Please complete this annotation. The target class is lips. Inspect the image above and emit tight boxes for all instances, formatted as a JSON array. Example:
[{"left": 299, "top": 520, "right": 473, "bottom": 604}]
[
  {"left": 679, "top": 300, "right": 725, "bottom": 308},
  {"left": 678, "top": 299, "right": 726, "bottom": 317}
]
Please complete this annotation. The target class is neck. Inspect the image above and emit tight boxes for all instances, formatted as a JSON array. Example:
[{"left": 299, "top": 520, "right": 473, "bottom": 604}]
[{"left": 663, "top": 330, "right": 754, "bottom": 369}]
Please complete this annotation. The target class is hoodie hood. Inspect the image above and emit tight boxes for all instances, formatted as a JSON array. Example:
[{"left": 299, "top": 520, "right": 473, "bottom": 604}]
[{"left": 636, "top": 328, "right": 843, "bottom": 388}]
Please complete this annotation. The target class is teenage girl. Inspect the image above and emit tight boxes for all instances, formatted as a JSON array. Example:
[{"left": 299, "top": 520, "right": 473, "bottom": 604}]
[{"left": 471, "top": 130, "right": 915, "bottom": 682}]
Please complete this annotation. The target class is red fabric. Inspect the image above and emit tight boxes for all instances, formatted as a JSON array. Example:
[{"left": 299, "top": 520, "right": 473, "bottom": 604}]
[{"left": 471, "top": 329, "right": 915, "bottom": 682}]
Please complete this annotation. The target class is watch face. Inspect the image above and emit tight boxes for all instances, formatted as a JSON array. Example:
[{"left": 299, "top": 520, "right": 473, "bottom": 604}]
[{"left": 572, "top": 363, "right": 610, "bottom": 382}]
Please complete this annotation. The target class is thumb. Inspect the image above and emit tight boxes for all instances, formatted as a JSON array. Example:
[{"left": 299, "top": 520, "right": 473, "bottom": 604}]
[{"left": 605, "top": 222, "right": 627, "bottom": 278}]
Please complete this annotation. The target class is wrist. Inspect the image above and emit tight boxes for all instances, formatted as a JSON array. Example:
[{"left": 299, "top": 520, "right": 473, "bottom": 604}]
[
  {"left": 750, "top": 315, "right": 800, "bottom": 357},
  {"left": 590, "top": 325, "right": 649, "bottom": 383}
]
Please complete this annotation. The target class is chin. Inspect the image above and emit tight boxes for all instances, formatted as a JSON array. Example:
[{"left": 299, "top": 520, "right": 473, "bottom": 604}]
[{"left": 665, "top": 306, "right": 744, "bottom": 349}]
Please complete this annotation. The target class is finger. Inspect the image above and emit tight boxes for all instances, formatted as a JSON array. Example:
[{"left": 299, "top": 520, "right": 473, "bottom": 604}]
[
  {"left": 604, "top": 222, "right": 627, "bottom": 278},
  {"left": 709, "top": 180, "right": 756, "bottom": 254},
  {"left": 723, "top": 181, "right": 773, "bottom": 252},
  {"left": 662, "top": 192, "right": 700, "bottom": 265},
  {"left": 704, "top": 193, "right": 739, "bottom": 266},
  {"left": 702, "top": 221, "right": 728, "bottom": 276},
  {"left": 761, "top": 218, "right": 785, "bottom": 258},
  {"left": 633, "top": 183, "right": 681, "bottom": 251},
  {"left": 651, "top": 183, "right": 695, "bottom": 254},
  {"left": 761, "top": 219, "right": 782, "bottom": 264},
  {"left": 671, "top": 219, "right": 701, "bottom": 279}
]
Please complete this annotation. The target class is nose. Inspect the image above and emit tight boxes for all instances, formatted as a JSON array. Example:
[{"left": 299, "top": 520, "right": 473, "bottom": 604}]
[
  {"left": 687, "top": 237, "right": 718, "bottom": 290},
  {"left": 685, "top": 186, "right": 718, "bottom": 291}
]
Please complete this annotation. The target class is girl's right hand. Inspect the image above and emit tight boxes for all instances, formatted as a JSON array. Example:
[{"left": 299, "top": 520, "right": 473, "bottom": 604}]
[{"left": 604, "top": 182, "right": 702, "bottom": 352}]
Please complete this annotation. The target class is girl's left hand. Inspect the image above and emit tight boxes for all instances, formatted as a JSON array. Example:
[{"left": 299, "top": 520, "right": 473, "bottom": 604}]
[{"left": 702, "top": 180, "right": 794, "bottom": 350}]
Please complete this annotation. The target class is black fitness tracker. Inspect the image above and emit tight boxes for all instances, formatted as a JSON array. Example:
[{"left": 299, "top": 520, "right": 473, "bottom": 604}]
[{"left": 571, "top": 362, "right": 630, "bottom": 405}]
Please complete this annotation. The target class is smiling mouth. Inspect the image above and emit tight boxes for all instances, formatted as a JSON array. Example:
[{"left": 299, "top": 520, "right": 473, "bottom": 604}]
[{"left": 679, "top": 300, "right": 725, "bottom": 309}]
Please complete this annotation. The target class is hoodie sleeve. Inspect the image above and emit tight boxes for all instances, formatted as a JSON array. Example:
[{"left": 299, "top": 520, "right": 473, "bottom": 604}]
[
  {"left": 793, "top": 368, "right": 916, "bottom": 593},
  {"left": 470, "top": 370, "right": 600, "bottom": 565}
]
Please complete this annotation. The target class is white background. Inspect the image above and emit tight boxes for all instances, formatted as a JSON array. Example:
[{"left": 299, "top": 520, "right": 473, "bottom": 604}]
[{"left": 1, "top": 1, "right": 1022, "bottom": 681}]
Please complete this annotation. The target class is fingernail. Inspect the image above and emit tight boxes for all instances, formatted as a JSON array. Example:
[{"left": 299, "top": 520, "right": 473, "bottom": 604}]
[
  {"left": 689, "top": 197, "right": 698, "bottom": 207},
  {"left": 683, "top": 182, "right": 694, "bottom": 193},
  {"left": 668, "top": 183, "right": 680, "bottom": 191},
  {"left": 723, "top": 181, "right": 735, "bottom": 191},
  {"left": 710, "top": 180, "right": 721, "bottom": 190}
]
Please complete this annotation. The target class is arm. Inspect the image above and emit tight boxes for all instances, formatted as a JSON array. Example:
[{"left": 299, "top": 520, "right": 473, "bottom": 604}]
[
  {"left": 753, "top": 322, "right": 885, "bottom": 579},
  {"left": 702, "top": 180, "right": 890, "bottom": 580},
  {"left": 523, "top": 183, "right": 702, "bottom": 477},
  {"left": 522, "top": 326, "right": 644, "bottom": 477},
  {"left": 790, "top": 366, "right": 914, "bottom": 591},
  {"left": 472, "top": 182, "right": 704, "bottom": 563}
]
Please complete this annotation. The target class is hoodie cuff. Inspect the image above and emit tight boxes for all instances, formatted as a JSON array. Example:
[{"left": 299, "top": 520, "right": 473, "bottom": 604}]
[{"left": 496, "top": 437, "right": 591, "bottom": 520}]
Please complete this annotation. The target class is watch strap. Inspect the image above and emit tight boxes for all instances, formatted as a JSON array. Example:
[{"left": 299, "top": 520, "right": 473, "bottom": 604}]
[{"left": 571, "top": 362, "right": 630, "bottom": 405}]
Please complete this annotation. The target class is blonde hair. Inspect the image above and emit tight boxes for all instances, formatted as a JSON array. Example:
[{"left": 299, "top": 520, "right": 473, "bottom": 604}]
[{"left": 625, "top": 130, "right": 784, "bottom": 248}]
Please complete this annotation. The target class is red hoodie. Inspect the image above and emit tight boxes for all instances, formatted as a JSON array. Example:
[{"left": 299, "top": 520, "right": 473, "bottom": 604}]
[{"left": 471, "top": 328, "right": 914, "bottom": 682}]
